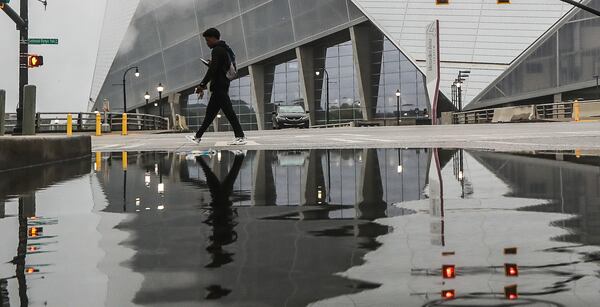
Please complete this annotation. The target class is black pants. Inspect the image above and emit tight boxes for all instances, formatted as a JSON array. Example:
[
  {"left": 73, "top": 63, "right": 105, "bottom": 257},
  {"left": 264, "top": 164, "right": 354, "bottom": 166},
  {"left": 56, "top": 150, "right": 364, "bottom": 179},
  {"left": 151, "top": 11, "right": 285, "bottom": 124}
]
[{"left": 197, "top": 90, "right": 245, "bottom": 138}]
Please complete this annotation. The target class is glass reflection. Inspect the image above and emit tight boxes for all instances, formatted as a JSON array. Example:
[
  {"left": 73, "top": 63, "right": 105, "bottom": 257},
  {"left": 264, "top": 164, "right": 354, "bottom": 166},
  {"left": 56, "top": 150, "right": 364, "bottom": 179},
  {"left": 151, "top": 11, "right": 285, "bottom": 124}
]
[{"left": 2, "top": 149, "right": 600, "bottom": 305}]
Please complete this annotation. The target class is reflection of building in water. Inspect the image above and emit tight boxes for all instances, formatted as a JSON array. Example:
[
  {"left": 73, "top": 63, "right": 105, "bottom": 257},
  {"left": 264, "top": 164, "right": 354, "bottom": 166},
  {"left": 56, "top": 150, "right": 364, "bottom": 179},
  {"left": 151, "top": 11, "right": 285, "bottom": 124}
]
[
  {"left": 92, "top": 149, "right": 430, "bottom": 305},
  {"left": 471, "top": 151, "right": 600, "bottom": 245},
  {"left": 316, "top": 150, "right": 600, "bottom": 306}
]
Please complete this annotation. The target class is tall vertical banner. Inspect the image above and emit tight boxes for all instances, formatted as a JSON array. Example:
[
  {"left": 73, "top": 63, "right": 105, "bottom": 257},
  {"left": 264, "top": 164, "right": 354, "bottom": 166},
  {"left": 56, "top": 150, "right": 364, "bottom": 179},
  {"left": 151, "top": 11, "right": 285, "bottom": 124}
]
[{"left": 426, "top": 20, "right": 441, "bottom": 125}]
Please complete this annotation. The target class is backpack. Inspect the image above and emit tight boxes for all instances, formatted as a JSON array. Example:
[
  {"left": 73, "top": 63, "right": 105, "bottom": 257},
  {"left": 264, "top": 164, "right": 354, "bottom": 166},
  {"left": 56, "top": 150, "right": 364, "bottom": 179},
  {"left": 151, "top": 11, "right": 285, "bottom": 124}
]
[{"left": 224, "top": 46, "right": 237, "bottom": 81}]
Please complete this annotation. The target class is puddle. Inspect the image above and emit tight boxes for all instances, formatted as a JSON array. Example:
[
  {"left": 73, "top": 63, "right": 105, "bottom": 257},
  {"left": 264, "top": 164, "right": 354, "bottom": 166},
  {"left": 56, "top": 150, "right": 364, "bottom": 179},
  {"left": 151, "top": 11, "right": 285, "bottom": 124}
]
[{"left": 0, "top": 149, "right": 599, "bottom": 306}]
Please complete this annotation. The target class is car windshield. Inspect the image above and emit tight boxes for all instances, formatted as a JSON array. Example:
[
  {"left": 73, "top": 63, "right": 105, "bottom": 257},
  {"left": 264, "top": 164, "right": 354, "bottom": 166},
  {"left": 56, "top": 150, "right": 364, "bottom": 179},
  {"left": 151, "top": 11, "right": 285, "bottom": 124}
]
[{"left": 279, "top": 106, "right": 305, "bottom": 113}]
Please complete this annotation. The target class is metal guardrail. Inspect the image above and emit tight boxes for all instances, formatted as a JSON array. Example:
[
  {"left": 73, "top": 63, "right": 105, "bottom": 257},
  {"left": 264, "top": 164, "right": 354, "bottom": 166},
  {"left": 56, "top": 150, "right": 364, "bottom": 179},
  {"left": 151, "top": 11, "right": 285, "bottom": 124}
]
[
  {"left": 453, "top": 108, "right": 495, "bottom": 124},
  {"left": 452, "top": 101, "right": 588, "bottom": 124},
  {"left": 2, "top": 112, "right": 169, "bottom": 134}
]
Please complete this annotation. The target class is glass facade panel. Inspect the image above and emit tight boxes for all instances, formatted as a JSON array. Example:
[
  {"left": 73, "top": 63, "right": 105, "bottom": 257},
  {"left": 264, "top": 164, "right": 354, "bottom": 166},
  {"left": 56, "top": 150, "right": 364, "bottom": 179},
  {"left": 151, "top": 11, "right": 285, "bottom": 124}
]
[
  {"left": 481, "top": 34, "right": 557, "bottom": 102},
  {"left": 96, "top": 0, "right": 366, "bottom": 113},
  {"left": 558, "top": 10, "right": 600, "bottom": 86},
  {"left": 370, "top": 34, "right": 427, "bottom": 121},
  {"left": 155, "top": 0, "right": 199, "bottom": 48},
  {"left": 314, "top": 41, "right": 361, "bottom": 125},
  {"left": 242, "top": 1, "right": 295, "bottom": 60},
  {"left": 239, "top": 0, "right": 271, "bottom": 12},
  {"left": 289, "top": 0, "right": 350, "bottom": 41},
  {"left": 264, "top": 59, "right": 303, "bottom": 128},
  {"left": 194, "top": 0, "right": 239, "bottom": 30}
]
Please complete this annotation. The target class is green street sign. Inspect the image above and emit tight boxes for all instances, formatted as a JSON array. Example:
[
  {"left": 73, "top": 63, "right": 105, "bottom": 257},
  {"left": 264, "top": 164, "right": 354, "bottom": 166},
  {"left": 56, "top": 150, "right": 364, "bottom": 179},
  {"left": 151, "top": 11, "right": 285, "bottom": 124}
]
[{"left": 28, "top": 38, "right": 58, "bottom": 45}]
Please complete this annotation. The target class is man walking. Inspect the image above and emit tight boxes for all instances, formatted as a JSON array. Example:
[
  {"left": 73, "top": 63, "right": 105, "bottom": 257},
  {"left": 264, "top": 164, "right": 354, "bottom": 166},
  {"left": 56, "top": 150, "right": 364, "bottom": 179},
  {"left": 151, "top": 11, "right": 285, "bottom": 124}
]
[{"left": 193, "top": 28, "right": 246, "bottom": 145}]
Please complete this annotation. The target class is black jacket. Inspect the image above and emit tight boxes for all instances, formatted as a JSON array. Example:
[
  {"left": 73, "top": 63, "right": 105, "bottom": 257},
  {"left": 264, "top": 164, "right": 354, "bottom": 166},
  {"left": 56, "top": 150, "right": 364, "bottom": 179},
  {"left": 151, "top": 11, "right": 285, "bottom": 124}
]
[{"left": 200, "top": 41, "right": 232, "bottom": 93}]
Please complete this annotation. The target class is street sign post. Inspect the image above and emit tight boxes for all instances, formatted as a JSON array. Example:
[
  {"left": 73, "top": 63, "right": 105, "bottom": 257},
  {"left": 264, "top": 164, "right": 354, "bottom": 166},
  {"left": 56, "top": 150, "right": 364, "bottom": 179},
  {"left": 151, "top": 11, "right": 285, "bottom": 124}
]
[{"left": 28, "top": 38, "right": 58, "bottom": 45}]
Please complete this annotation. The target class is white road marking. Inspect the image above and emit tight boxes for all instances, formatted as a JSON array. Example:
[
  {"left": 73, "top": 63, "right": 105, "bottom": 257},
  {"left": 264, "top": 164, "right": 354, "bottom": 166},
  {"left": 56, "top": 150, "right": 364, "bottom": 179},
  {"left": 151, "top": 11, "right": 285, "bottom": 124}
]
[
  {"left": 214, "top": 141, "right": 260, "bottom": 147},
  {"left": 326, "top": 138, "right": 363, "bottom": 144}
]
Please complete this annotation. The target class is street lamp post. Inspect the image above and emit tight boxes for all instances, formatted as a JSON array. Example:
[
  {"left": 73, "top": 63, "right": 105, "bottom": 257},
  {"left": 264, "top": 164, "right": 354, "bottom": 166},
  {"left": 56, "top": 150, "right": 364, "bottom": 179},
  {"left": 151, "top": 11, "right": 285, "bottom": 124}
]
[
  {"left": 122, "top": 67, "right": 140, "bottom": 113},
  {"left": 396, "top": 90, "right": 401, "bottom": 126},
  {"left": 316, "top": 70, "right": 330, "bottom": 126},
  {"left": 456, "top": 70, "right": 470, "bottom": 112},
  {"left": 157, "top": 83, "right": 164, "bottom": 117},
  {"left": 144, "top": 91, "right": 150, "bottom": 105}
]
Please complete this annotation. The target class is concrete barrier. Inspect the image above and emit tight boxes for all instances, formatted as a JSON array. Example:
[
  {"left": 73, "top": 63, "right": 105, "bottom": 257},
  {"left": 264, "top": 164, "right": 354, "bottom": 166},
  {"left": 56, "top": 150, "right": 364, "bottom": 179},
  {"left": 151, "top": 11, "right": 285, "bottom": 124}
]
[
  {"left": 577, "top": 101, "right": 600, "bottom": 119},
  {"left": 0, "top": 135, "right": 91, "bottom": 172},
  {"left": 441, "top": 112, "right": 453, "bottom": 125},
  {"left": 492, "top": 106, "right": 535, "bottom": 123}
]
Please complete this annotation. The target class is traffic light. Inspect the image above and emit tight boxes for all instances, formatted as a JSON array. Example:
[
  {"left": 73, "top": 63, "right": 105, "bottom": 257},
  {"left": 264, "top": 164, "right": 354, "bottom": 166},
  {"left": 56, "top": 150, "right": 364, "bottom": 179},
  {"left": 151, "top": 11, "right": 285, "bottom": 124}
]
[{"left": 27, "top": 54, "right": 44, "bottom": 68}]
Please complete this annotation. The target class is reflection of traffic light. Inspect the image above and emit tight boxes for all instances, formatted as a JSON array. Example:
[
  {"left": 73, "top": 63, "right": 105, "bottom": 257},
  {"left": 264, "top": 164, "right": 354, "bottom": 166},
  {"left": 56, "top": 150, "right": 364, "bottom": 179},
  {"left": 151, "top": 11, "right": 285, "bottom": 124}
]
[
  {"left": 442, "top": 265, "right": 456, "bottom": 279},
  {"left": 27, "top": 54, "right": 44, "bottom": 68},
  {"left": 505, "top": 285, "right": 518, "bottom": 300},
  {"left": 505, "top": 263, "right": 519, "bottom": 277},
  {"left": 441, "top": 290, "right": 455, "bottom": 300},
  {"left": 28, "top": 227, "right": 43, "bottom": 237}
]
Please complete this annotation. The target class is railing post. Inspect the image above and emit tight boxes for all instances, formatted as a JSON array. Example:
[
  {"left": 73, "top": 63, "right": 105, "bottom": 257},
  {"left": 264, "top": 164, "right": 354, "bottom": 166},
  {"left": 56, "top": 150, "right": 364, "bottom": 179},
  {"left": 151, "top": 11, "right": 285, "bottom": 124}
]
[
  {"left": 154, "top": 117, "right": 158, "bottom": 130},
  {"left": 122, "top": 113, "right": 128, "bottom": 136},
  {"left": 96, "top": 112, "right": 102, "bottom": 136},
  {"left": 0, "top": 90, "right": 5, "bottom": 136},
  {"left": 77, "top": 113, "right": 83, "bottom": 131},
  {"left": 67, "top": 113, "right": 73, "bottom": 136}
]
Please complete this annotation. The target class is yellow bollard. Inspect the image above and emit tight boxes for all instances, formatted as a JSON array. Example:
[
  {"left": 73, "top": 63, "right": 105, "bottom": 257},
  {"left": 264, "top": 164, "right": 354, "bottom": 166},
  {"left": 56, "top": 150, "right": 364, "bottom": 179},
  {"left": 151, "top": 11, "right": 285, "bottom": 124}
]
[
  {"left": 575, "top": 149, "right": 582, "bottom": 159},
  {"left": 573, "top": 101, "right": 581, "bottom": 122},
  {"left": 95, "top": 112, "right": 102, "bottom": 136},
  {"left": 122, "top": 113, "right": 128, "bottom": 136},
  {"left": 122, "top": 152, "right": 128, "bottom": 170},
  {"left": 95, "top": 152, "right": 102, "bottom": 172},
  {"left": 66, "top": 114, "right": 73, "bottom": 136}
]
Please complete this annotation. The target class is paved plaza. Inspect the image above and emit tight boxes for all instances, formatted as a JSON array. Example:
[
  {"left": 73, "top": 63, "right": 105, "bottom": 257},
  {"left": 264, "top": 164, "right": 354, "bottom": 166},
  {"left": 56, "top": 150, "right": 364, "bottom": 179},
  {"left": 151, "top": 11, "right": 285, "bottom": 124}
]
[{"left": 93, "top": 122, "right": 600, "bottom": 152}]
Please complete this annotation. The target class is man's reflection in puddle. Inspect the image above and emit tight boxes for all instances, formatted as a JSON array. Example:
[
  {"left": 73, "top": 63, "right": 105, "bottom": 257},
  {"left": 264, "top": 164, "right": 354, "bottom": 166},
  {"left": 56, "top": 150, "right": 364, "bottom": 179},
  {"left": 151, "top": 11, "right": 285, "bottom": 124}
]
[{"left": 196, "top": 151, "right": 245, "bottom": 300}]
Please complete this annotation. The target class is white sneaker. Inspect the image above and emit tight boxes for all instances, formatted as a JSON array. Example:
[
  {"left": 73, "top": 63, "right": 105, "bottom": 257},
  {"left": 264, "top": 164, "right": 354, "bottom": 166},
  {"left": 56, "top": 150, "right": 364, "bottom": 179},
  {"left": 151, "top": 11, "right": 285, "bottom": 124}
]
[
  {"left": 186, "top": 135, "right": 201, "bottom": 144},
  {"left": 229, "top": 137, "right": 247, "bottom": 146}
]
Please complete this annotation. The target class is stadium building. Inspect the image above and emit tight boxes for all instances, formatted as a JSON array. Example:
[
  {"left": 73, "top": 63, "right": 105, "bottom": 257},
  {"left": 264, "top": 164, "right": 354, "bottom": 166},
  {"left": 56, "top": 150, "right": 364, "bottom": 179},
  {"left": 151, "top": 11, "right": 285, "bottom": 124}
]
[{"left": 91, "top": 0, "right": 581, "bottom": 130}]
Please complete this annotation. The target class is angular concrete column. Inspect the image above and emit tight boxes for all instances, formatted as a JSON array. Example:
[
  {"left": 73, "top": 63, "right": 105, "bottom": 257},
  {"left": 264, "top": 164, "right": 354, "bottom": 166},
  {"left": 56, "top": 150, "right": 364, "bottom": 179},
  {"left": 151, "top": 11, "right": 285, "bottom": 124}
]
[
  {"left": 357, "top": 149, "right": 386, "bottom": 220},
  {"left": 351, "top": 24, "right": 383, "bottom": 120},
  {"left": 169, "top": 93, "right": 181, "bottom": 124},
  {"left": 23, "top": 85, "right": 37, "bottom": 135},
  {"left": 249, "top": 65, "right": 266, "bottom": 130},
  {"left": 301, "top": 149, "right": 327, "bottom": 206},
  {"left": 296, "top": 46, "right": 317, "bottom": 124},
  {"left": 252, "top": 150, "right": 277, "bottom": 206},
  {"left": 0, "top": 201, "right": 4, "bottom": 218}
]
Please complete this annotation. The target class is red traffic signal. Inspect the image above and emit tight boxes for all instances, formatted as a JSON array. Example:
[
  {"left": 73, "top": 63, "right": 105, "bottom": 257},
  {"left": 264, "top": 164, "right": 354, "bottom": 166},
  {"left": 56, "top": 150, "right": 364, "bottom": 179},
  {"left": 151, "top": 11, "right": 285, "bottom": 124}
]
[
  {"left": 27, "top": 54, "right": 43, "bottom": 68},
  {"left": 442, "top": 265, "right": 456, "bottom": 279}
]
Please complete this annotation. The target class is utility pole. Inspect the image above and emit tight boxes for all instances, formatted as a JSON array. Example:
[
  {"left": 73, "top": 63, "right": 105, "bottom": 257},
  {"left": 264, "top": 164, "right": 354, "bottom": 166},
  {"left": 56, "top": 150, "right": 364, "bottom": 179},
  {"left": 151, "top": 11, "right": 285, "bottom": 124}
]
[{"left": 16, "top": 0, "right": 29, "bottom": 134}]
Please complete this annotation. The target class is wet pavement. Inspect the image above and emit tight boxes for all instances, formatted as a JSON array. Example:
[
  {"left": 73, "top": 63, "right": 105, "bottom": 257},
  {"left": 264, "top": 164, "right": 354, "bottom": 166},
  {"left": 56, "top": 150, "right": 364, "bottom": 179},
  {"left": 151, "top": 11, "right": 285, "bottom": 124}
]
[{"left": 1, "top": 148, "right": 600, "bottom": 306}]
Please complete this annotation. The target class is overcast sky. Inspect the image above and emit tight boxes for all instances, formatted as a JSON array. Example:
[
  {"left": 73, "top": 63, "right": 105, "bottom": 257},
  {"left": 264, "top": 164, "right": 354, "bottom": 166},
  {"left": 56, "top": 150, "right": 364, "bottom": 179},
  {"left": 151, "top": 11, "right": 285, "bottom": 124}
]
[{"left": 0, "top": 0, "right": 106, "bottom": 112}]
